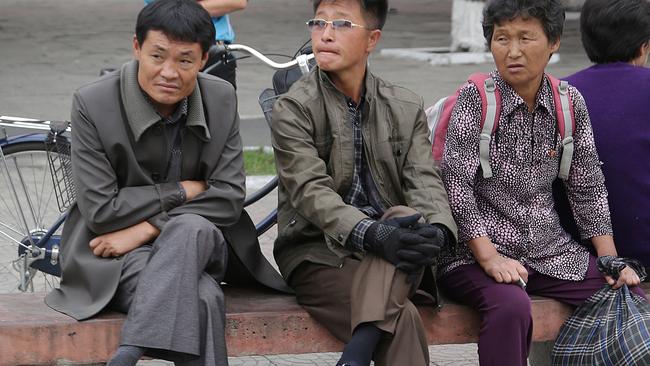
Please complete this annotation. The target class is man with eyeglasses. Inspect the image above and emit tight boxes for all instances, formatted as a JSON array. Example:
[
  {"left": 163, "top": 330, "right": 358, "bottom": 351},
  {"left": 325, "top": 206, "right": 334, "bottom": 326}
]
[{"left": 270, "top": 1, "right": 457, "bottom": 365}]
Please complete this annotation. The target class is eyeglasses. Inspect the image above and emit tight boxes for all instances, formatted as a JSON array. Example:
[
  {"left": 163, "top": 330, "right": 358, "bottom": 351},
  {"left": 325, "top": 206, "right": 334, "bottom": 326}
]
[{"left": 306, "top": 18, "right": 370, "bottom": 32}]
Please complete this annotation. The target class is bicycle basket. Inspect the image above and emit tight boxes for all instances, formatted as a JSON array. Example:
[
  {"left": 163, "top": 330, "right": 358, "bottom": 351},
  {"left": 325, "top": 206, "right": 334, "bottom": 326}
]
[{"left": 45, "top": 121, "right": 76, "bottom": 212}]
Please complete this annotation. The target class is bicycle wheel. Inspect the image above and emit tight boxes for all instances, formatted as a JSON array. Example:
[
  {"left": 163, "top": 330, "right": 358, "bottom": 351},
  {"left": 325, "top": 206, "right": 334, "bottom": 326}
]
[{"left": 0, "top": 140, "right": 64, "bottom": 293}]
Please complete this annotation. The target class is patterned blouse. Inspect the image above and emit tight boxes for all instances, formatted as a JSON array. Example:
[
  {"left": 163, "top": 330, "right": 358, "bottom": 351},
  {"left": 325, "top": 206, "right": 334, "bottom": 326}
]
[{"left": 439, "top": 71, "right": 612, "bottom": 281}]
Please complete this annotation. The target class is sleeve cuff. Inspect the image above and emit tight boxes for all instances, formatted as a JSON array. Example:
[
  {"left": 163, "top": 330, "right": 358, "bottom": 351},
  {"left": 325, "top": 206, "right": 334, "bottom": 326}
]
[
  {"left": 147, "top": 211, "right": 171, "bottom": 231},
  {"left": 346, "top": 218, "right": 375, "bottom": 252},
  {"left": 155, "top": 182, "right": 185, "bottom": 211}
]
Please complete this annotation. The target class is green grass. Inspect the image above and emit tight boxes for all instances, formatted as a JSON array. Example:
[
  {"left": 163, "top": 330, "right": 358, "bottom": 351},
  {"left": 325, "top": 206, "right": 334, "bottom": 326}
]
[{"left": 244, "top": 148, "right": 276, "bottom": 175}]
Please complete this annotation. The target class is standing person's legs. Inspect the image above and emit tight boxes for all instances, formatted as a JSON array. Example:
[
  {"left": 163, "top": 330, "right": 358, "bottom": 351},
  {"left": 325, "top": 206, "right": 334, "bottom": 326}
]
[
  {"left": 440, "top": 263, "right": 532, "bottom": 366},
  {"left": 526, "top": 255, "right": 647, "bottom": 306},
  {"left": 110, "top": 213, "right": 229, "bottom": 366}
]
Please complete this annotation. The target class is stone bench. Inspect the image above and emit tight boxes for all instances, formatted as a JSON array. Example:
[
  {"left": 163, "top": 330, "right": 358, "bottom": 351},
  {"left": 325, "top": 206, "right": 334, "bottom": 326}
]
[{"left": 3, "top": 284, "right": 647, "bottom": 365}]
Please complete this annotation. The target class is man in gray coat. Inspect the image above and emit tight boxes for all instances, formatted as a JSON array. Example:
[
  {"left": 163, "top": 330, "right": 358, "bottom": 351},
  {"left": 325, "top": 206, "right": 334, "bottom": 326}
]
[
  {"left": 45, "top": 1, "right": 243, "bottom": 365},
  {"left": 271, "top": 0, "right": 458, "bottom": 365}
]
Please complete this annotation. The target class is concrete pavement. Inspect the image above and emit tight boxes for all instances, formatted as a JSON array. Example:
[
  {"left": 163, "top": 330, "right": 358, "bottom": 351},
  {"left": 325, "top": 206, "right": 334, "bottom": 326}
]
[{"left": 0, "top": 0, "right": 591, "bottom": 147}]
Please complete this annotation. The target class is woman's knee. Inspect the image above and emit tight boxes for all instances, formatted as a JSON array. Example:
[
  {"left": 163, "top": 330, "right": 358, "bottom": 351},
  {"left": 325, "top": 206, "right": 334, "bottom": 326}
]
[{"left": 485, "top": 287, "right": 532, "bottom": 325}]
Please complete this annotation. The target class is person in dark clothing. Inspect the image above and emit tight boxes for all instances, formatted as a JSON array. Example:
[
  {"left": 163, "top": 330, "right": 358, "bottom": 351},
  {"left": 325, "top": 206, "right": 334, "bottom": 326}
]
[
  {"left": 46, "top": 1, "right": 245, "bottom": 365},
  {"left": 564, "top": 0, "right": 650, "bottom": 269}
]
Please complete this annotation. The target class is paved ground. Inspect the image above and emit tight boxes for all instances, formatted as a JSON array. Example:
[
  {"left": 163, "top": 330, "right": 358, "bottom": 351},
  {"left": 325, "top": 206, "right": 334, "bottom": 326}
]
[
  {"left": 0, "top": 0, "right": 591, "bottom": 146},
  {"left": 0, "top": 0, "right": 592, "bottom": 364}
]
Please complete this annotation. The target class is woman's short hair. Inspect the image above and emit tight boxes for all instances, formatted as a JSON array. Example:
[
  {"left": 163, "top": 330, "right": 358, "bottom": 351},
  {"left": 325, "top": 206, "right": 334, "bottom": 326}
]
[
  {"left": 482, "top": 0, "right": 565, "bottom": 47},
  {"left": 580, "top": 0, "right": 650, "bottom": 64},
  {"left": 136, "top": 0, "right": 216, "bottom": 54}
]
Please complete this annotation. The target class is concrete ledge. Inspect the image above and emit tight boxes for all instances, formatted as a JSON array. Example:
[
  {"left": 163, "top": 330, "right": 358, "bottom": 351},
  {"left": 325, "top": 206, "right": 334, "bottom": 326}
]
[
  {"left": 379, "top": 47, "right": 560, "bottom": 66},
  {"left": 3, "top": 284, "right": 647, "bottom": 365}
]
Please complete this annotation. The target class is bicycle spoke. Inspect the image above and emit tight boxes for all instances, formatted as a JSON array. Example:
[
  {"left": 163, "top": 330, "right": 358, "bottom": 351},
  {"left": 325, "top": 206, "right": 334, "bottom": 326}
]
[
  {"left": 32, "top": 152, "right": 49, "bottom": 229},
  {"left": 0, "top": 220, "right": 25, "bottom": 239},
  {"left": 0, "top": 144, "right": 68, "bottom": 294},
  {"left": 0, "top": 159, "right": 28, "bottom": 236},
  {"left": 0, "top": 228, "right": 31, "bottom": 249},
  {"left": 0, "top": 192, "right": 21, "bottom": 234},
  {"left": 14, "top": 159, "right": 39, "bottom": 232},
  {"left": 30, "top": 151, "right": 45, "bottom": 229}
]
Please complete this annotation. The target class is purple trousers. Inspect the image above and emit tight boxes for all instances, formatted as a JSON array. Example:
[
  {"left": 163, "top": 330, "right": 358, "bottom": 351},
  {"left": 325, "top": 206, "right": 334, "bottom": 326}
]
[{"left": 439, "top": 256, "right": 646, "bottom": 366}]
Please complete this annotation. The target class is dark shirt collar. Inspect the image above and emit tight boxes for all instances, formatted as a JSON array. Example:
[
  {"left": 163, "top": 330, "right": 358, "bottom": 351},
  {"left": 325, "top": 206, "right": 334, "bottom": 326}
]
[
  {"left": 120, "top": 60, "right": 211, "bottom": 142},
  {"left": 140, "top": 90, "right": 188, "bottom": 125},
  {"left": 345, "top": 91, "right": 365, "bottom": 110},
  {"left": 491, "top": 70, "right": 554, "bottom": 118},
  {"left": 318, "top": 67, "right": 374, "bottom": 107}
]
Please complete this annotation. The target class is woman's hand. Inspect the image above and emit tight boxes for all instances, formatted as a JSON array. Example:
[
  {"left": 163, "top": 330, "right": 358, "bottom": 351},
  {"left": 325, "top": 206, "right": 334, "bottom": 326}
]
[
  {"left": 469, "top": 236, "right": 528, "bottom": 284},
  {"left": 479, "top": 253, "right": 529, "bottom": 284},
  {"left": 605, "top": 266, "right": 641, "bottom": 289}
]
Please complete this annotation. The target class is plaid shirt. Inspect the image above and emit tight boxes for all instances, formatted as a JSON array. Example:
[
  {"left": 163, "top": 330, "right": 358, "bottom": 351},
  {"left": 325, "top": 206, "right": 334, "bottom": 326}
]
[{"left": 343, "top": 96, "right": 383, "bottom": 251}]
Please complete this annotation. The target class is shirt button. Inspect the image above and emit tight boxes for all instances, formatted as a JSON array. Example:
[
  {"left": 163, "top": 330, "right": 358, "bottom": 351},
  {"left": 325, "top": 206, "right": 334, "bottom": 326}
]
[
  {"left": 338, "top": 234, "right": 344, "bottom": 241},
  {"left": 289, "top": 219, "right": 297, "bottom": 226}
]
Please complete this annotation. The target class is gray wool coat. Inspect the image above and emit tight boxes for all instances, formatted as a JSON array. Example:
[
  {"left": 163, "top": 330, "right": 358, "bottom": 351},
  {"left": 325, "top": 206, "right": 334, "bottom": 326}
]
[{"left": 45, "top": 60, "right": 286, "bottom": 321}]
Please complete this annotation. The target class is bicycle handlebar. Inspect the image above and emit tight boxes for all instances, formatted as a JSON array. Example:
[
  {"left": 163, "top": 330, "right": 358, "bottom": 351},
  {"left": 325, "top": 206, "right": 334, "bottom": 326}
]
[
  {"left": 204, "top": 43, "right": 315, "bottom": 74},
  {"left": 227, "top": 44, "right": 314, "bottom": 69}
]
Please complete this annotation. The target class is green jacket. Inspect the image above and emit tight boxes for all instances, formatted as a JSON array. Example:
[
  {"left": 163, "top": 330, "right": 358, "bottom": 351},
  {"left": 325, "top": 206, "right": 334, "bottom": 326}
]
[{"left": 271, "top": 67, "right": 458, "bottom": 282}]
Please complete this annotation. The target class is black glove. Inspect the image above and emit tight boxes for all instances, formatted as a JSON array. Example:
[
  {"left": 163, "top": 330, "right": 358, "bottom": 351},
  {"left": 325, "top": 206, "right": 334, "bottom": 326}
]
[
  {"left": 395, "top": 225, "right": 446, "bottom": 266},
  {"left": 395, "top": 224, "right": 449, "bottom": 283},
  {"left": 363, "top": 214, "right": 423, "bottom": 267}
]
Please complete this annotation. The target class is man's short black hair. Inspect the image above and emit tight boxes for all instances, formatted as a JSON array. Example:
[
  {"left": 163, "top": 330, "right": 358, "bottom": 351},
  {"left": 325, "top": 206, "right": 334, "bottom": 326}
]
[
  {"left": 136, "top": 0, "right": 216, "bottom": 54},
  {"left": 312, "top": 0, "right": 388, "bottom": 30},
  {"left": 482, "top": 0, "right": 565, "bottom": 47},
  {"left": 580, "top": 0, "right": 650, "bottom": 64}
]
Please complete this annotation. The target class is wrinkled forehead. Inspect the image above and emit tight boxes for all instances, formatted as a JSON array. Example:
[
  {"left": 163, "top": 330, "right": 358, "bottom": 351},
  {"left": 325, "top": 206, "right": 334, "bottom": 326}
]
[{"left": 142, "top": 30, "right": 203, "bottom": 53}]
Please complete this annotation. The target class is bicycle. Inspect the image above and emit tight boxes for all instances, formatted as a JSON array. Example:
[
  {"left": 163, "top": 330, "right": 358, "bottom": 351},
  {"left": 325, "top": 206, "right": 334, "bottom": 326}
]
[{"left": 0, "top": 42, "right": 314, "bottom": 294}]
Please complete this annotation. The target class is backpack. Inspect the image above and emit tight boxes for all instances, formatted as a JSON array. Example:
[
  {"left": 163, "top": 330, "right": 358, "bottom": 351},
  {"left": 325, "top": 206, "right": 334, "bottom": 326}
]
[{"left": 425, "top": 73, "right": 575, "bottom": 180}]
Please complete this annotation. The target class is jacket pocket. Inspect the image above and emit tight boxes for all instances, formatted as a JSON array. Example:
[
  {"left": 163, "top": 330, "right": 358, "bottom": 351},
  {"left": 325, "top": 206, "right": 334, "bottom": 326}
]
[{"left": 279, "top": 209, "right": 321, "bottom": 243}]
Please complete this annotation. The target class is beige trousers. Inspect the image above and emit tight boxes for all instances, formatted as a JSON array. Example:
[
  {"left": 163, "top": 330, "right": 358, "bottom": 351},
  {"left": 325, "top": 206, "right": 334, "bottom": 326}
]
[{"left": 289, "top": 206, "right": 429, "bottom": 366}]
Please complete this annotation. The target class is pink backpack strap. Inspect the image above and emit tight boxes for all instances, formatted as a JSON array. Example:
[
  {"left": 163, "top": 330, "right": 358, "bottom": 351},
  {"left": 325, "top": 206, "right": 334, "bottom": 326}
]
[
  {"left": 468, "top": 73, "right": 502, "bottom": 178},
  {"left": 468, "top": 73, "right": 502, "bottom": 134},
  {"left": 547, "top": 74, "right": 576, "bottom": 180},
  {"left": 428, "top": 95, "right": 458, "bottom": 162}
]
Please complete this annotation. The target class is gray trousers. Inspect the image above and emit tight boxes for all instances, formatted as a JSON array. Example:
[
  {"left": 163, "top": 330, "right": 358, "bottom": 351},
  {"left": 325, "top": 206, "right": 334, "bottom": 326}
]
[{"left": 110, "top": 214, "right": 229, "bottom": 366}]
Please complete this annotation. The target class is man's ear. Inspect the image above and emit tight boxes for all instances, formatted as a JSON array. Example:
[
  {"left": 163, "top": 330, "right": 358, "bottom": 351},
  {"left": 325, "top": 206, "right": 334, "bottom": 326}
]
[
  {"left": 133, "top": 35, "right": 142, "bottom": 60},
  {"left": 200, "top": 51, "right": 209, "bottom": 70},
  {"left": 366, "top": 29, "right": 382, "bottom": 54}
]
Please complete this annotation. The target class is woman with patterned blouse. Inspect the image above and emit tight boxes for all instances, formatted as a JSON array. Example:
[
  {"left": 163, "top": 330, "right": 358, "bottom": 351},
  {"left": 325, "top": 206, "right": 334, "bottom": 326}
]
[{"left": 438, "top": 0, "right": 646, "bottom": 365}]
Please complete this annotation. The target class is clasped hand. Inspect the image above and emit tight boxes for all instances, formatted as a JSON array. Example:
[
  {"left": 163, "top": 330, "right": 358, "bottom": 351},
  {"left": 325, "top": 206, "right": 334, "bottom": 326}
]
[
  {"left": 364, "top": 214, "right": 447, "bottom": 277},
  {"left": 89, "top": 180, "right": 206, "bottom": 258}
]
